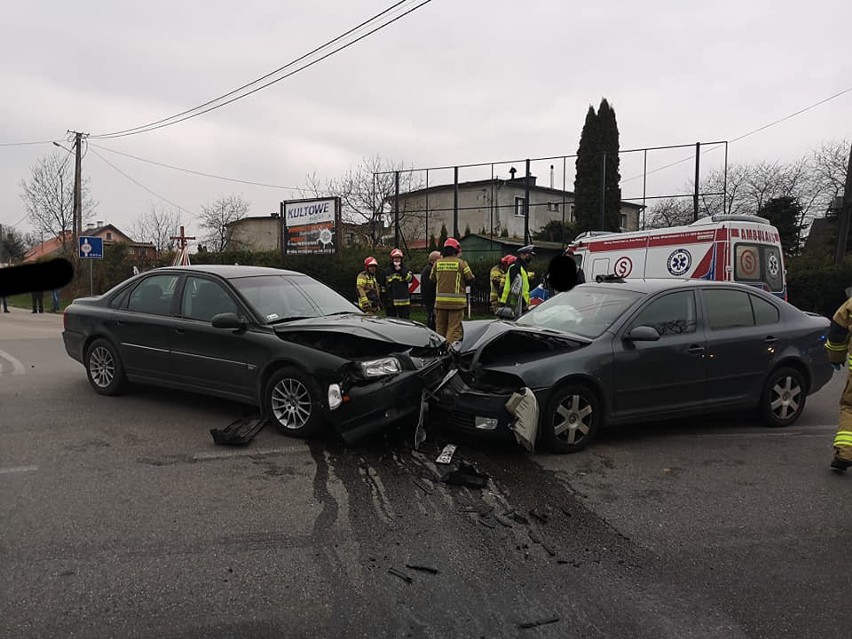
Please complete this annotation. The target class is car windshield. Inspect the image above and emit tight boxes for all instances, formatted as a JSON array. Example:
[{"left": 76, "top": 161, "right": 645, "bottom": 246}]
[
  {"left": 230, "top": 274, "right": 360, "bottom": 323},
  {"left": 516, "top": 285, "right": 644, "bottom": 338}
]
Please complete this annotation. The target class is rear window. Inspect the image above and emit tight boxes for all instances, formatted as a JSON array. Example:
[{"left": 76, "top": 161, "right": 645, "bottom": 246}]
[{"left": 734, "top": 243, "right": 784, "bottom": 292}]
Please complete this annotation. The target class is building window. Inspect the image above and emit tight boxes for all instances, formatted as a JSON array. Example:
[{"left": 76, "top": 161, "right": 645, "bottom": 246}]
[
  {"left": 106, "top": 232, "right": 112, "bottom": 240},
  {"left": 569, "top": 205, "right": 575, "bottom": 222},
  {"left": 514, "top": 196, "right": 527, "bottom": 217},
  {"left": 547, "top": 202, "right": 560, "bottom": 212},
  {"left": 620, "top": 214, "right": 627, "bottom": 229}
]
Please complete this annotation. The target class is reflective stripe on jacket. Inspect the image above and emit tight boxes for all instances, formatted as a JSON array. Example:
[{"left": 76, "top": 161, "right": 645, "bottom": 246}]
[
  {"left": 383, "top": 265, "right": 413, "bottom": 306},
  {"left": 500, "top": 261, "right": 530, "bottom": 313},
  {"left": 356, "top": 271, "right": 381, "bottom": 312},
  {"left": 431, "top": 257, "right": 474, "bottom": 309},
  {"left": 826, "top": 298, "right": 852, "bottom": 364},
  {"left": 489, "top": 265, "right": 507, "bottom": 304}
]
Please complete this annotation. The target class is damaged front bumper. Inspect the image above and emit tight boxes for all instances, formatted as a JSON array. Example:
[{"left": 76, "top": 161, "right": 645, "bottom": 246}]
[
  {"left": 329, "top": 354, "right": 451, "bottom": 443},
  {"left": 431, "top": 372, "right": 545, "bottom": 450}
]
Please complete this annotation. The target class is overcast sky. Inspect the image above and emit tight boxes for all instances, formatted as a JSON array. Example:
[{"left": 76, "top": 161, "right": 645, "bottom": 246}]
[{"left": 1, "top": 0, "right": 850, "bottom": 242}]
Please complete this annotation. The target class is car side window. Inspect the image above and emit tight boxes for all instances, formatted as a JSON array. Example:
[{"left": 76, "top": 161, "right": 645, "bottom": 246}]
[
  {"left": 108, "top": 286, "right": 131, "bottom": 309},
  {"left": 127, "top": 275, "right": 180, "bottom": 316},
  {"left": 181, "top": 277, "right": 239, "bottom": 322},
  {"left": 629, "top": 291, "right": 697, "bottom": 335},
  {"left": 750, "top": 294, "right": 780, "bottom": 325},
  {"left": 703, "top": 289, "right": 755, "bottom": 330}
]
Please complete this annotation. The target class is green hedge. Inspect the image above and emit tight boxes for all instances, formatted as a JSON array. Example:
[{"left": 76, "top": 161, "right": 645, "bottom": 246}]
[{"left": 785, "top": 255, "right": 852, "bottom": 319}]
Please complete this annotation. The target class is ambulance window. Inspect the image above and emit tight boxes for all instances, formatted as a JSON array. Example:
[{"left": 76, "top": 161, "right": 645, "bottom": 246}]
[
  {"left": 763, "top": 246, "right": 784, "bottom": 292},
  {"left": 703, "top": 289, "right": 754, "bottom": 330},
  {"left": 629, "top": 291, "right": 697, "bottom": 335},
  {"left": 734, "top": 244, "right": 761, "bottom": 282},
  {"left": 750, "top": 294, "right": 780, "bottom": 325}
]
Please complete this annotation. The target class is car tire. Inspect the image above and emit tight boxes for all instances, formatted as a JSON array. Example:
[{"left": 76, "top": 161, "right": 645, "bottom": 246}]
[
  {"left": 85, "top": 338, "right": 128, "bottom": 396},
  {"left": 543, "top": 383, "right": 601, "bottom": 454},
  {"left": 264, "top": 366, "right": 325, "bottom": 438},
  {"left": 760, "top": 366, "right": 807, "bottom": 428}
]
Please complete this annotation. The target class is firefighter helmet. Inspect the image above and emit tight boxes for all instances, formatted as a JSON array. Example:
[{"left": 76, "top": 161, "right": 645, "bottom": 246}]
[
  {"left": 390, "top": 248, "right": 403, "bottom": 259},
  {"left": 443, "top": 237, "right": 461, "bottom": 250},
  {"left": 500, "top": 254, "right": 517, "bottom": 266},
  {"left": 364, "top": 257, "right": 378, "bottom": 268}
]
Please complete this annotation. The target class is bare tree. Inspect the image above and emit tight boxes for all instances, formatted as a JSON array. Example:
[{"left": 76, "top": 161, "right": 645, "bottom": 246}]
[
  {"left": 199, "top": 195, "right": 249, "bottom": 252},
  {"left": 132, "top": 205, "right": 181, "bottom": 255},
  {"left": 19, "top": 152, "right": 96, "bottom": 252},
  {"left": 306, "top": 155, "right": 423, "bottom": 248},
  {"left": 810, "top": 138, "right": 850, "bottom": 214},
  {"left": 646, "top": 197, "right": 694, "bottom": 229}
]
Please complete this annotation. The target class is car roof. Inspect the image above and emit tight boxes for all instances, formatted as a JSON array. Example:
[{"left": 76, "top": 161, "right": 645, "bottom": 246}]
[
  {"left": 580, "top": 278, "right": 766, "bottom": 294},
  {"left": 153, "top": 265, "right": 303, "bottom": 279}
]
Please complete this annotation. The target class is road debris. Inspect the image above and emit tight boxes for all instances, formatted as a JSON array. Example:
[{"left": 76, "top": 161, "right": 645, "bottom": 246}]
[
  {"left": 414, "top": 392, "right": 428, "bottom": 451},
  {"left": 388, "top": 568, "right": 413, "bottom": 585},
  {"left": 411, "top": 477, "right": 433, "bottom": 495},
  {"left": 529, "top": 506, "right": 552, "bottom": 524},
  {"left": 435, "top": 444, "right": 457, "bottom": 465},
  {"left": 210, "top": 416, "right": 266, "bottom": 446},
  {"left": 440, "top": 461, "right": 489, "bottom": 488},
  {"left": 405, "top": 564, "right": 440, "bottom": 575},
  {"left": 505, "top": 388, "right": 539, "bottom": 452},
  {"left": 518, "top": 615, "right": 560, "bottom": 630},
  {"left": 478, "top": 517, "right": 496, "bottom": 529}
]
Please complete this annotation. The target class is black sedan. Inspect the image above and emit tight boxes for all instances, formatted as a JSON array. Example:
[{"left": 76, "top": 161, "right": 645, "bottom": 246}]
[
  {"left": 434, "top": 278, "right": 833, "bottom": 453},
  {"left": 62, "top": 265, "right": 449, "bottom": 442}
]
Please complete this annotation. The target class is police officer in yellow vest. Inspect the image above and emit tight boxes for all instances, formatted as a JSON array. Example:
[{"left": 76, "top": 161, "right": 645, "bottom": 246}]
[
  {"left": 490, "top": 254, "right": 516, "bottom": 313},
  {"left": 430, "top": 237, "right": 474, "bottom": 343},
  {"left": 499, "top": 245, "right": 535, "bottom": 318},
  {"left": 826, "top": 295, "right": 852, "bottom": 472}
]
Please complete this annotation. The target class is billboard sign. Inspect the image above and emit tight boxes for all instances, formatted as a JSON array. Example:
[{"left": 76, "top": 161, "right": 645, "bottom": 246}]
[{"left": 282, "top": 197, "right": 340, "bottom": 255}]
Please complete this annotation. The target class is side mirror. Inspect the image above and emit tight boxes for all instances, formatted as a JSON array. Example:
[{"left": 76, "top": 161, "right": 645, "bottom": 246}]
[
  {"left": 495, "top": 307, "right": 516, "bottom": 321},
  {"left": 212, "top": 312, "right": 247, "bottom": 330},
  {"left": 625, "top": 326, "right": 660, "bottom": 342}
]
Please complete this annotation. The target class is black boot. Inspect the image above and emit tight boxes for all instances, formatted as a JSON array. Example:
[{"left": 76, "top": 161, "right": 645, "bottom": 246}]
[{"left": 830, "top": 457, "right": 852, "bottom": 472}]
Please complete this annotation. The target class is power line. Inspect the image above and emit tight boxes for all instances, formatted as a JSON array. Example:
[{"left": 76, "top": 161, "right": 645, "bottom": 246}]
[
  {"left": 0, "top": 139, "right": 61, "bottom": 147},
  {"left": 622, "top": 86, "right": 852, "bottom": 184},
  {"left": 89, "top": 143, "right": 312, "bottom": 192},
  {"left": 91, "top": 0, "right": 433, "bottom": 140},
  {"left": 88, "top": 148, "right": 194, "bottom": 216}
]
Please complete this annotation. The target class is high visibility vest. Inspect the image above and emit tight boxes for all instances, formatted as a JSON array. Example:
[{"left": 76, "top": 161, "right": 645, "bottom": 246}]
[
  {"left": 500, "top": 262, "right": 530, "bottom": 313},
  {"left": 431, "top": 257, "right": 474, "bottom": 310}
]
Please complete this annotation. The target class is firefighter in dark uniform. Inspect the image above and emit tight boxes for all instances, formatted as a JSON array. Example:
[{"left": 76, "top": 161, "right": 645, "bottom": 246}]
[
  {"left": 382, "top": 248, "right": 413, "bottom": 319},
  {"left": 826, "top": 295, "right": 852, "bottom": 471},
  {"left": 356, "top": 256, "right": 382, "bottom": 315}
]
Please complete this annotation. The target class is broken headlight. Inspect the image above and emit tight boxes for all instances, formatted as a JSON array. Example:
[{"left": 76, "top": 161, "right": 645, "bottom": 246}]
[{"left": 359, "top": 357, "right": 402, "bottom": 378}]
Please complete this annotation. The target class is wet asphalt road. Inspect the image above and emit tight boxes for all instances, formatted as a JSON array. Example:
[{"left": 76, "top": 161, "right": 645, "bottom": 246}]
[{"left": 0, "top": 307, "right": 848, "bottom": 638}]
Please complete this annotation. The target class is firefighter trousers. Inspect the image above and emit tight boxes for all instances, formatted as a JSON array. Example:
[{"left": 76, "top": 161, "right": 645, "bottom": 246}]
[
  {"left": 435, "top": 308, "right": 464, "bottom": 344},
  {"left": 834, "top": 372, "right": 852, "bottom": 462}
]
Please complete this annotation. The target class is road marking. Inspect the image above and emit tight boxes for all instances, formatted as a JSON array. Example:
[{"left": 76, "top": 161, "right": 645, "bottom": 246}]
[
  {"left": 0, "top": 349, "right": 25, "bottom": 375},
  {"left": 192, "top": 446, "right": 310, "bottom": 461},
  {"left": 0, "top": 465, "right": 38, "bottom": 475}
]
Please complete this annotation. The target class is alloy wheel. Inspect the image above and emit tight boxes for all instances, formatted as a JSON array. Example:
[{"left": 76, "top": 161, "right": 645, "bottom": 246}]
[
  {"left": 553, "top": 393, "right": 594, "bottom": 446},
  {"left": 769, "top": 375, "right": 802, "bottom": 421},
  {"left": 89, "top": 346, "right": 115, "bottom": 389},
  {"left": 271, "top": 377, "right": 313, "bottom": 430}
]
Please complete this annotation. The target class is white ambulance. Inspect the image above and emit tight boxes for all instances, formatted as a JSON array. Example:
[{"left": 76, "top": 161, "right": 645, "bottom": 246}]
[{"left": 567, "top": 214, "right": 787, "bottom": 299}]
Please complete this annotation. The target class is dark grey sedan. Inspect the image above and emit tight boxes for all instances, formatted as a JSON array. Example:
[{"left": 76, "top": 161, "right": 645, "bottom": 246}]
[
  {"left": 62, "top": 265, "right": 449, "bottom": 442},
  {"left": 435, "top": 278, "right": 833, "bottom": 453}
]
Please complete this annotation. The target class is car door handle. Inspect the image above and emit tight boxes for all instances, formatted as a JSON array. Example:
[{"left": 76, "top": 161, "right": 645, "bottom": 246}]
[
  {"left": 687, "top": 344, "right": 705, "bottom": 355},
  {"left": 764, "top": 336, "right": 778, "bottom": 345},
  {"left": 175, "top": 328, "right": 185, "bottom": 335},
  {"left": 116, "top": 320, "right": 125, "bottom": 326}
]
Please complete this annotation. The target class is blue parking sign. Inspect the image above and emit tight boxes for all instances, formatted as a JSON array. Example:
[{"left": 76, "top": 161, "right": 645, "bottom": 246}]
[{"left": 79, "top": 236, "right": 103, "bottom": 259}]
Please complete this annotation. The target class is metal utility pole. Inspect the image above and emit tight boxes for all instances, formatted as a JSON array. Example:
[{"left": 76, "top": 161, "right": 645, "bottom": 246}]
[
  {"left": 833, "top": 143, "right": 852, "bottom": 265},
  {"left": 393, "top": 170, "right": 400, "bottom": 248},
  {"left": 0, "top": 224, "right": 4, "bottom": 265},
  {"left": 524, "top": 159, "right": 531, "bottom": 244},
  {"left": 693, "top": 142, "right": 701, "bottom": 221},
  {"left": 73, "top": 131, "right": 83, "bottom": 242},
  {"left": 453, "top": 166, "right": 460, "bottom": 238},
  {"left": 599, "top": 152, "right": 606, "bottom": 230}
]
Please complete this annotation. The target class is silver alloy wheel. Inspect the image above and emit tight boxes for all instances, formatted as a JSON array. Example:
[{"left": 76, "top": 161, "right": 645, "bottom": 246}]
[
  {"left": 770, "top": 374, "right": 802, "bottom": 421},
  {"left": 271, "top": 377, "right": 313, "bottom": 430},
  {"left": 553, "top": 393, "right": 593, "bottom": 445},
  {"left": 89, "top": 346, "right": 115, "bottom": 388}
]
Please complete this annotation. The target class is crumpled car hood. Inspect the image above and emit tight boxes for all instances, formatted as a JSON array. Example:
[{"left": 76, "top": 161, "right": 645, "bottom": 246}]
[
  {"left": 274, "top": 313, "right": 445, "bottom": 349},
  {"left": 459, "top": 319, "right": 591, "bottom": 354}
]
